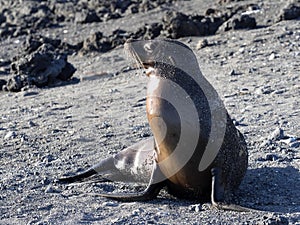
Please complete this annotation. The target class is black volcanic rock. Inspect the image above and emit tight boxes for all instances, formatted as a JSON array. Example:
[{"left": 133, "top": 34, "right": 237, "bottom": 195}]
[
  {"left": 3, "top": 39, "right": 76, "bottom": 92},
  {"left": 279, "top": 3, "right": 300, "bottom": 21}
]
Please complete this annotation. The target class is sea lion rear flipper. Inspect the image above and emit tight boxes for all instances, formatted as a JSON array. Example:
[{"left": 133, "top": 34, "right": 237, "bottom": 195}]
[
  {"left": 58, "top": 168, "right": 99, "bottom": 183},
  {"left": 58, "top": 138, "right": 166, "bottom": 201},
  {"left": 58, "top": 137, "right": 155, "bottom": 184},
  {"left": 210, "top": 167, "right": 252, "bottom": 212},
  {"left": 58, "top": 156, "right": 115, "bottom": 183},
  {"left": 94, "top": 164, "right": 167, "bottom": 201}
]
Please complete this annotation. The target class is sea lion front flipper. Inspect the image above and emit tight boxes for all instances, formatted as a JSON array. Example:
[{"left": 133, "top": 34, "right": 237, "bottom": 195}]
[
  {"left": 211, "top": 167, "right": 225, "bottom": 204},
  {"left": 210, "top": 168, "right": 252, "bottom": 212},
  {"left": 94, "top": 164, "right": 167, "bottom": 201}
]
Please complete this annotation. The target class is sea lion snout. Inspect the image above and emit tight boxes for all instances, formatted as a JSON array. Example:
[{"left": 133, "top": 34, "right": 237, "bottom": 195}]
[{"left": 124, "top": 39, "right": 158, "bottom": 68}]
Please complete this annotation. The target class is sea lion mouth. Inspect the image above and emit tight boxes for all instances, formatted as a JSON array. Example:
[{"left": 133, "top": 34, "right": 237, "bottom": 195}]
[
  {"left": 142, "top": 62, "right": 155, "bottom": 76},
  {"left": 145, "top": 66, "right": 155, "bottom": 76},
  {"left": 142, "top": 62, "right": 155, "bottom": 69}
]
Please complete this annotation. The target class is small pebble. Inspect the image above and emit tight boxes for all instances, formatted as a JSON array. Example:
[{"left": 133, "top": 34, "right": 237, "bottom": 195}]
[
  {"left": 131, "top": 208, "right": 144, "bottom": 216},
  {"left": 268, "top": 127, "right": 284, "bottom": 141},
  {"left": 38, "top": 204, "right": 53, "bottom": 211},
  {"left": 260, "top": 86, "right": 274, "bottom": 95},
  {"left": 42, "top": 155, "right": 55, "bottom": 164},
  {"left": 189, "top": 204, "right": 202, "bottom": 212},
  {"left": 265, "top": 153, "right": 279, "bottom": 161},
  {"left": 273, "top": 89, "right": 286, "bottom": 95},
  {"left": 110, "top": 218, "right": 120, "bottom": 223},
  {"left": 268, "top": 53, "right": 276, "bottom": 60},
  {"left": 28, "top": 120, "right": 37, "bottom": 127},
  {"left": 229, "top": 69, "right": 237, "bottom": 76},
  {"left": 4, "top": 131, "right": 17, "bottom": 140},
  {"left": 41, "top": 177, "right": 51, "bottom": 185},
  {"left": 102, "top": 201, "right": 119, "bottom": 207},
  {"left": 100, "top": 121, "right": 111, "bottom": 129},
  {"left": 109, "top": 88, "right": 118, "bottom": 93},
  {"left": 44, "top": 185, "right": 60, "bottom": 193},
  {"left": 239, "top": 87, "right": 250, "bottom": 94},
  {"left": 290, "top": 141, "right": 300, "bottom": 148},
  {"left": 16, "top": 208, "right": 22, "bottom": 213},
  {"left": 280, "top": 136, "right": 296, "bottom": 144},
  {"left": 140, "top": 132, "right": 150, "bottom": 137},
  {"left": 260, "top": 140, "right": 271, "bottom": 148},
  {"left": 248, "top": 67, "right": 257, "bottom": 74},
  {"left": 156, "top": 211, "right": 169, "bottom": 217},
  {"left": 196, "top": 39, "right": 209, "bottom": 49}
]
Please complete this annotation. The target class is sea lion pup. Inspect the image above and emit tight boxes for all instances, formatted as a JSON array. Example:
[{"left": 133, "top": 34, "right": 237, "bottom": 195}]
[{"left": 59, "top": 39, "right": 249, "bottom": 211}]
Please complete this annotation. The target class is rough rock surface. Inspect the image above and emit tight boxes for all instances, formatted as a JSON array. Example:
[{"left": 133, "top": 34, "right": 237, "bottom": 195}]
[{"left": 1, "top": 36, "right": 77, "bottom": 92}]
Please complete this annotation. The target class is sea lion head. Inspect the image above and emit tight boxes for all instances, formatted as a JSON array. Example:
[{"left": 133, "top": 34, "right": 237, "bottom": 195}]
[{"left": 124, "top": 39, "right": 200, "bottom": 78}]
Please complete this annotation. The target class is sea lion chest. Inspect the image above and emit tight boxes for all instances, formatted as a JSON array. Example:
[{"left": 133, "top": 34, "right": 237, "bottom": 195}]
[{"left": 145, "top": 66, "right": 213, "bottom": 193}]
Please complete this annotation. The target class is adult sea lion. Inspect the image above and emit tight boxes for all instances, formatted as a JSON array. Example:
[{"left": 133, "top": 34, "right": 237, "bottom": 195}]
[{"left": 59, "top": 39, "right": 249, "bottom": 211}]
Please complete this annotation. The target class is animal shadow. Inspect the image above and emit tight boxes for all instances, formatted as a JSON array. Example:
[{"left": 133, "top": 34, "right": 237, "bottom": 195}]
[{"left": 237, "top": 166, "right": 300, "bottom": 213}]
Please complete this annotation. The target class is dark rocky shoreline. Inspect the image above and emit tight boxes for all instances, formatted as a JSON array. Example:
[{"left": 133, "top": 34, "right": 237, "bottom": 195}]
[{"left": 1, "top": 0, "right": 299, "bottom": 93}]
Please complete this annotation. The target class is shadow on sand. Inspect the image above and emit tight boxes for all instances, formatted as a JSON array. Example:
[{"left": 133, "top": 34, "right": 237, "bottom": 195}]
[{"left": 237, "top": 166, "right": 300, "bottom": 213}]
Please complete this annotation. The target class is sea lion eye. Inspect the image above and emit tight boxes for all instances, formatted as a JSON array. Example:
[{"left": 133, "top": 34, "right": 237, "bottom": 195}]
[{"left": 144, "top": 43, "right": 153, "bottom": 53}]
